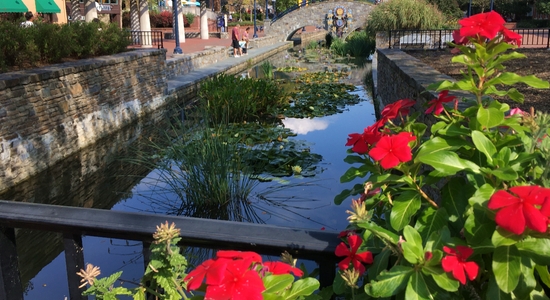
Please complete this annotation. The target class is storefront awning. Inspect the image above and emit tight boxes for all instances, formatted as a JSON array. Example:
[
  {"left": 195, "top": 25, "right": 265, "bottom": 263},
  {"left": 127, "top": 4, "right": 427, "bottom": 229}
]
[
  {"left": 35, "top": 0, "right": 61, "bottom": 13},
  {"left": 0, "top": 0, "right": 29, "bottom": 13}
]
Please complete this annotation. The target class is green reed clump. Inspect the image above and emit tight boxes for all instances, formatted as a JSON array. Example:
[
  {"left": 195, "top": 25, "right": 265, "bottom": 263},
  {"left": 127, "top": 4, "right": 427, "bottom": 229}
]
[
  {"left": 198, "top": 73, "right": 286, "bottom": 124},
  {"left": 260, "top": 61, "right": 274, "bottom": 79},
  {"left": 365, "top": 0, "right": 446, "bottom": 35},
  {"left": 345, "top": 31, "right": 375, "bottom": 57}
]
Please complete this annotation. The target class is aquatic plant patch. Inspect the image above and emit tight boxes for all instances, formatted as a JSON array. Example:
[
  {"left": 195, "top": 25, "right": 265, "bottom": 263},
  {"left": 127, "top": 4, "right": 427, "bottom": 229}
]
[
  {"left": 276, "top": 66, "right": 308, "bottom": 72},
  {"left": 295, "top": 71, "right": 351, "bottom": 84},
  {"left": 281, "top": 83, "right": 361, "bottom": 118}
]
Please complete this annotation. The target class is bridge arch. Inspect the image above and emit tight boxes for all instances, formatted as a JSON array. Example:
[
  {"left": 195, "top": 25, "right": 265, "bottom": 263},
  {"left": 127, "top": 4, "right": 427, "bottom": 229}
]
[{"left": 264, "top": 1, "right": 375, "bottom": 41}]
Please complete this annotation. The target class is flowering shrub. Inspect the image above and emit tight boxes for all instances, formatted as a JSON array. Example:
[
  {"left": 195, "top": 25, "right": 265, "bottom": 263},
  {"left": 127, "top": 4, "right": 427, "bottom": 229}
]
[
  {"left": 78, "top": 222, "right": 319, "bottom": 299},
  {"left": 335, "top": 10, "right": 550, "bottom": 299}
]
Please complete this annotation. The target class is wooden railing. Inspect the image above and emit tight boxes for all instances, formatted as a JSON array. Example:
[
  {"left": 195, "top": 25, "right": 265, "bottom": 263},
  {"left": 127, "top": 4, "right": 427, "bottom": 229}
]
[
  {"left": 0, "top": 200, "right": 339, "bottom": 300},
  {"left": 129, "top": 30, "right": 164, "bottom": 49},
  {"left": 388, "top": 28, "right": 550, "bottom": 49}
]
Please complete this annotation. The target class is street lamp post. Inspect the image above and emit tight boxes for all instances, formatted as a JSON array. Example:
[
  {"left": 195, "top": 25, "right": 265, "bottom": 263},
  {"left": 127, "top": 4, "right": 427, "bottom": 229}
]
[
  {"left": 490, "top": 0, "right": 494, "bottom": 11},
  {"left": 253, "top": 0, "right": 258, "bottom": 37},
  {"left": 272, "top": 0, "right": 276, "bottom": 17},
  {"left": 265, "top": 0, "right": 268, "bottom": 19},
  {"left": 173, "top": 0, "right": 183, "bottom": 54},
  {"left": 468, "top": 0, "right": 472, "bottom": 17}
]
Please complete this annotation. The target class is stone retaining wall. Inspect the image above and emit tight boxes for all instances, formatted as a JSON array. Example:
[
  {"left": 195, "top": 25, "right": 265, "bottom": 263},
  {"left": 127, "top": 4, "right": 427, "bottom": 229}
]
[
  {"left": 375, "top": 48, "right": 471, "bottom": 120},
  {"left": 0, "top": 50, "right": 168, "bottom": 192},
  {"left": 300, "top": 30, "right": 328, "bottom": 47}
]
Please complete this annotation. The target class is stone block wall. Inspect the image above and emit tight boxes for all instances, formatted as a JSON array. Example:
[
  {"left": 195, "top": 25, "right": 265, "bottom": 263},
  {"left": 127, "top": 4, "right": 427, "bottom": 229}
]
[
  {"left": 375, "top": 48, "right": 471, "bottom": 120},
  {"left": 0, "top": 49, "right": 168, "bottom": 191},
  {"left": 300, "top": 30, "right": 328, "bottom": 47}
]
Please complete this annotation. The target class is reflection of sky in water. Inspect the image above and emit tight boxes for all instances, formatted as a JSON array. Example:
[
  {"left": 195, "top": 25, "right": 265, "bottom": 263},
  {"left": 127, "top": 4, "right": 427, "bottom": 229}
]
[
  {"left": 282, "top": 118, "right": 329, "bottom": 135},
  {"left": 23, "top": 65, "right": 375, "bottom": 300}
]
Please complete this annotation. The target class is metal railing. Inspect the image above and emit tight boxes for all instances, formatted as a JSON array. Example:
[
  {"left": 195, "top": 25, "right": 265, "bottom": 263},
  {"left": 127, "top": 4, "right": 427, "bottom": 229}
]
[
  {"left": 129, "top": 30, "right": 164, "bottom": 49},
  {"left": 0, "top": 200, "right": 338, "bottom": 300},
  {"left": 388, "top": 28, "right": 550, "bottom": 49}
]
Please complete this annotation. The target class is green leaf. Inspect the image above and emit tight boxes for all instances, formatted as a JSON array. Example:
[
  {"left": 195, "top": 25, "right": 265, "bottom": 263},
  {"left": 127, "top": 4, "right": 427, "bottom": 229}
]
[
  {"left": 390, "top": 192, "right": 422, "bottom": 231},
  {"left": 334, "top": 183, "right": 363, "bottom": 204},
  {"left": 517, "top": 237, "right": 550, "bottom": 265},
  {"left": 263, "top": 274, "right": 294, "bottom": 294},
  {"left": 415, "top": 207, "right": 448, "bottom": 245},
  {"left": 406, "top": 272, "right": 435, "bottom": 300},
  {"left": 402, "top": 226, "right": 424, "bottom": 264},
  {"left": 425, "top": 227, "right": 450, "bottom": 253},
  {"left": 441, "top": 177, "right": 474, "bottom": 231},
  {"left": 365, "top": 266, "right": 413, "bottom": 298},
  {"left": 414, "top": 137, "right": 464, "bottom": 162},
  {"left": 471, "top": 130, "right": 496, "bottom": 164},
  {"left": 468, "top": 183, "right": 495, "bottom": 208},
  {"left": 340, "top": 165, "right": 370, "bottom": 183},
  {"left": 491, "top": 227, "right": 521, "bottom": 247},
  {"left": 369, "top": 248, "right": 391, "bottom": 281},
  {"left": 535, "top": 265, "right": 550, "bottom": 288},
  {"left": 486, "top": 72, "right": 550, "bottom": 89},
  {"left": 513, "top": 256, "right": 536, "bottom": 300},
  {"left": 417, "top": 150, "right": 480, "bottom": 176},
  {"left": 430, "top": 269, "right": 459, "bottom": 292},
  {"left": 477, "top": 107, "right": 504, "bottom": 129},
  {"left": 332, "top": 271, "right": 347, "bottom": 295},
  {"left": 464, "top": 209, "right": 495, "bottom": 252},
  {"left": 357, "top": 221, "right": 400, "bottom": 245},
  {"left": 486, "top": 275, "right": 512, "bottom": 300},
  {"left": 343, "top": 155, "right": 368, "bottom": 164},
  {"left": 282, "top": 277, "right": 320, "bottom": 299},
  {"left": 493, "top": 245, "right": 521, "bottom": 293},
  {"left": 485, "top": 167, "right": 518, "bottom": 181}
]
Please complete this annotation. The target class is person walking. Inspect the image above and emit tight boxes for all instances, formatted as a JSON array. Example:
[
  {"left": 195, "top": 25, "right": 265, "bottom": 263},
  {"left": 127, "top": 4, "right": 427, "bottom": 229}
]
[{"left": 231, "top": 24, "right": 242, "bottom": 57}]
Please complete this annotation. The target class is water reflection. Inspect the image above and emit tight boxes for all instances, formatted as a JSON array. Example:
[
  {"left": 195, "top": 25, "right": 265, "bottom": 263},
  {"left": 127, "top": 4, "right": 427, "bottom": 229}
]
[
  {"left": 5, "top": 48, "right": 375, "bottom": 299},
  {"left": 282, "top": 118, "right": 330, "bottom": 135}
]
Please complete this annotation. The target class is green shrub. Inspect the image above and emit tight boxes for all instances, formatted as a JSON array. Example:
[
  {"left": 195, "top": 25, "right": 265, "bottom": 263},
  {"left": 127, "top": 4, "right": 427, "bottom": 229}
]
[
  {"left": 197, "top": 73, "right": 286, "bottom": 124},
  {"left": 306, "top": 40, "right": 318, "bottom": 49},
  {"left": 366, "top": 0, "right": 446, "bottom": 34},
  {"left": 329, "top": 37, "right": 347, "bottom": 56},
  {"left": 184, "top": 12, "right": 195, "bottom": 25},
  {"left": 345, "top": 31, "right": 375, "bottom": 57}
]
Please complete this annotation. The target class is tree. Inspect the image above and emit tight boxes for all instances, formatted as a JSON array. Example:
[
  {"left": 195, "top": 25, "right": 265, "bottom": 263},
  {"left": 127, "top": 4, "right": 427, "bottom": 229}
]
[
  {"left": 71, "top": 0, "right": 82, "bottom": 21},
  {"left": 536, "top": 0, "right": 550, "bottom": 15},
  {"left": 496, "top": 0, "right": 531, "bottom": 20}
]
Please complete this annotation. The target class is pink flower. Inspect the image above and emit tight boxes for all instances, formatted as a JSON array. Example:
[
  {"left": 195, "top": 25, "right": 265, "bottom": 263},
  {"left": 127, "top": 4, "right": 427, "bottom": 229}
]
[
  {"left": 509, "top": 107, "right": 525, "bottom": 116},
  {"left": 442, "top": 246, "right": 479, "bottom": 285},
  {"left": 459, "top": 11, "right": 505, "bottom": 40},
  {"left": 425, "top": 90, "right": 457, "bottom": 115},
  {"left": 369, "top": 132, "right": 416, "bottom": 169},
  {"left": 335, "top": 235, "right": 373, "bottom": 274},
  {"left": 488, "top": 186, "right": 549, "bottom": 235},
  {"left": 501, "top": 26, "right": 522, "bottom": 47}
]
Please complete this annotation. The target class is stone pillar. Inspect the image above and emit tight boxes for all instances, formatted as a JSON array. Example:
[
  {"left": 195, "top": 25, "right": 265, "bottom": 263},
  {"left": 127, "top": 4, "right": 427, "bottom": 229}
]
[
  {"left": 173, "top": 0, "right": 185, "bottom": 42},
  {"left": 139, "top": 0, "right": 153, "bottom": 47},
  {"left": 70, "top": 0, "right": 82, "bottom": 21},
  {"left": 130, "top": 0, "right": 140, "bottom": 31},
  {"left": 84, "top": 0, "right": 98, "bottom": 22},
  {"left": 200, "top": 1, "right": 209, "bottom": 39}
]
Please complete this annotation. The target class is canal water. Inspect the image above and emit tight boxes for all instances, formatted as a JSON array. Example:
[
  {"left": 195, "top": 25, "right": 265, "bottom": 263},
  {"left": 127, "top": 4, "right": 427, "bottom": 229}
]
[{"left": 2, "top": 49, "right": 376, "bottom": 299}]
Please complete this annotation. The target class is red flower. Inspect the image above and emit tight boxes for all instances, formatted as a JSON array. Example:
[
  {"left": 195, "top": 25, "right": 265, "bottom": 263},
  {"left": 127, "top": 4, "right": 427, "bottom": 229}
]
[
  {"left": 216, "top": 250, "right": 263, "bottom": 264},
  {"left": 205, "top": 258, "right": 265, "bottom": 300},
  {"left": 345, "top": 119, "right": 386, "bottom": 154},
  {"left": 185, "top": 258, "right": 228, "bottom": 290},
  {"left": 380, "top": 99, "right": 416, "bottom": 120},
  {"left": 335, "top": 235, "right": 373, "bottom": 274},
  {"left": 459, "top": 11, "right": 505, "bottom": 40},
  {"left": 501, "top": 26, "right": 522, "bottom": 47},
  {"left": 263, "top": 261, "right": 303, "bottom": 277},
  {"left": 369, "top": 132, "right": 416, "bottom": 169},
  {"left": 488, "top": 186, "right": 549, "bottom": 235},
  {"left": 452, "top": 29, "right": 468, "bottom": 45},
  {"left": 425, "top": 90, "right": 457, "bottom": 115},
  {"left": 441, "top": 246, "right": 478, "bottom": 285}
]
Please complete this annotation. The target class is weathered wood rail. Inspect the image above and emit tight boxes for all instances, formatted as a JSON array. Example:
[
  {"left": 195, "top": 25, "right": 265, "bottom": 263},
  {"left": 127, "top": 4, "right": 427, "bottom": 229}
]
[{"left": 0, "top": 200, "right": 340, "bottom": 300}]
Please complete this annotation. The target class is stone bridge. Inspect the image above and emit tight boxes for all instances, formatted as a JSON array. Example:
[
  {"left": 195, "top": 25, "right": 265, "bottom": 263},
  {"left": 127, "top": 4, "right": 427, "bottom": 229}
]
[{"left": 263, "top": 1, "right": 374, "bottom": 41}]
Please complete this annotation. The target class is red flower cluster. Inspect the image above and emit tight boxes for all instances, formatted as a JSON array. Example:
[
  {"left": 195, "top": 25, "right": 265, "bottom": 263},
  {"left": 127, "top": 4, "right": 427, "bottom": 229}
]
[
  {"left": 441, "top": 246, "right": 479, "bottom": 285},
  {"left": 453, "top": 11, "right": 522, "bottom": 47},
  {"left": 184, "top": 250, "right": 302, "bottom": 299},
  {"left": 345, "top": 99, "right": 417, "bottom": 169},
  {"left": 488, "top": 185, "right": 550, "bottom": 235},
  {"left": 335, "top": 235, "right": 373, "bottom": 274}
]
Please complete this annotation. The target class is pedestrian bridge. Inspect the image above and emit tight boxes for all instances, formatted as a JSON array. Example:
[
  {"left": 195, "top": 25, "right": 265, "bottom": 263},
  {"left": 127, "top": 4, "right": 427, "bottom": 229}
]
[{"left": 264, "top": 0, "right": 375, "bottom": 41}]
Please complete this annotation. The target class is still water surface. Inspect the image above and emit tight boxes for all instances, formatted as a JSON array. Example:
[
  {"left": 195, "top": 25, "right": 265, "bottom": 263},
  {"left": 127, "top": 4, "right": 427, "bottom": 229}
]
[{"left": 6, "top": 50, "right": 376, "bottom": 299}]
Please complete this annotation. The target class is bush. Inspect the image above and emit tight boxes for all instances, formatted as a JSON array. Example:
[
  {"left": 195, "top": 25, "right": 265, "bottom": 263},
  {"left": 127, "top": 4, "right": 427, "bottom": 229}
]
[
  {"left": 0, "top": 20, "right": 131, "bottom": 72},
  {"left": 366, "top": 0, "right": 446, "bottom": 34},
  {"left": 197, "top": 74, "right": 286, "bottom": 124},
  {"left": 345, "top": 31, "right": 375, "bottom": 57},
  {"left": 184, "top": 12, "right": 195, "bottom": 25},
  {"left": 329, "top": 37, "right": 347, "bottom": 56}
]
